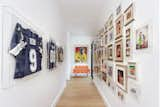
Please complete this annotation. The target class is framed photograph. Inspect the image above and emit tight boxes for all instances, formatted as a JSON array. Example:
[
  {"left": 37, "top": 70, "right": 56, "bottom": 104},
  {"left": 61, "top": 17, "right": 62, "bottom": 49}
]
[
  {"left": 75, "top": 47, "right": 87, "bottom": 63},
  {"left": 108, "top": 28, "right": 114, "bottom": 43},
  {"left": 116, "top": 4, "right": 122, "bottom": 16},
  {"left": 116, "top": 64, "right": 127, "bottom": 92},
  {"left": 105, "top": 47, "right": 108, "bottom": 59},
  {"left": 108, "top": 44, "right": 113, "bottom": 60},
  {"left": 117, "top": 87, "right": 126, "bottom": 101},
  {"left": 125, "top": 25, "right": 132, "bottom": 57},
  {"left": 128, "top": 62, "right": 137, "bottom": 80},
  {"left": 136, "top": 25, "right": 149, "bottom": 49},
  {"left": 115, "top": 15, "right": 124, "bottom": 39},
  {"left": 115, "top": 39, "right": 123, "bottom": 62},
  {"left": 108, "top": 14, "right": 114, "bottom": 30},
  {"left": 104, "top": 32, "right": 108, "bottom": 45},
  {"left": 124, "top": 3, "right": 134, "bottom": 26}
]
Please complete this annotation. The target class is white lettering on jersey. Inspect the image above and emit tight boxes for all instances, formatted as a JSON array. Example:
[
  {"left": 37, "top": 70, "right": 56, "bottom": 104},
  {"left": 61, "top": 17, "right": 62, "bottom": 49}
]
[{"left": 29, "top": 49, "right": 37, "bottom": 72}]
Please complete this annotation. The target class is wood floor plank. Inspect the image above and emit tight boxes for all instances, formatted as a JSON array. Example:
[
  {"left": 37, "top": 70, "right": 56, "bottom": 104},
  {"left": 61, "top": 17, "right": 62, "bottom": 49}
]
[{"left": 56, "top": 78, "right": 106, "bottom": 107}]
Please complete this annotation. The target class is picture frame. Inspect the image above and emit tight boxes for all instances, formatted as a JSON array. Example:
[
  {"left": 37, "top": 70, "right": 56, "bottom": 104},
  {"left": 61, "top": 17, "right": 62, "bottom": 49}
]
[
  {"left": 104, "top": 32, "right": 108, "bottom": 45},
  {"left": 115, "top": 15, "right": 124, "bottom": 40},
  {"left": 107, "top": 63, "right": 114, "bottom": 79},
  {"left": 108, "top": 14, "right": 114, "bottom": 30},
  {"left": 136, "top": 24, "right": 149, "bottom": 49},
  {"left": 124, "top": 3, "right": 134, "bottom": 26},
  {"left": 115, "top": 39, "right": 123, "bottom": 62},
  {"left": 128, "top": 62, "right": 137, "bottom": 80},
  {"left": 116, "top": 4, "right": 122, "bottom": 16},
  {"left": 108, "top": 28, "right": 114, "bottom": 44},
  {"left": 108, "top": 44, "right": 113, "bottom": 60},
  {"left": 105, "top": 47, "right": 108, "bottom": 59},
  {"left": 117, "top": 87, "right": 126, "bottom": 101},
  {"left": 116, "top": 64, "right": 127, "bottom": 92},
  {"left": 125, "top": 25, "right": 132, "bottom": 57}
]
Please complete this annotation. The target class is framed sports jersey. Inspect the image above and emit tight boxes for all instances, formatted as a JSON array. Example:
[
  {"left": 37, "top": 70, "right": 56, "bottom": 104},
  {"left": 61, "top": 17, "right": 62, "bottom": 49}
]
[
  {"left": 47, "top": 40, "right": 56, "bottom": 69},
  {"left": 9, "top": 23, "right": 43, "bottom": 79},
  {"left": 75, "top": 47, "right": 87, "bottom": 63}
]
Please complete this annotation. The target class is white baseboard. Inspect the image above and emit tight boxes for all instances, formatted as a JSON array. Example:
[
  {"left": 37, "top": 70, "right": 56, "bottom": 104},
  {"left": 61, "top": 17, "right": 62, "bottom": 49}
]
[
  {"left": 93, "top": 78, "right": 112, "bottom": 107},
  {"left": 51, "top": 81, "right": 66, "bottom": 107}
]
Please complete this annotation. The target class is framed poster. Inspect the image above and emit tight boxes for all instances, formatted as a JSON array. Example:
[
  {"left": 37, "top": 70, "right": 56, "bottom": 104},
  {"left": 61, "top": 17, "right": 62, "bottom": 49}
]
[
  {"left": 116, "top": 64, "right": 127, "bottom": 92},
  {"left": 108, "top": 28, "right": 114, "bottom": 43},
  {"left": 108, "top": 44, "right": 113, "bottom": 60},
  {"left": 75, "top": 47, "right": 87, "bottom": 63},
  {"left": 115, "top": 15, "right": 124, "bottom": 39},
  {"left": 136, "top": 25, "right": 149, "bottom": 49},
  {"left": 124, "top": 3, "right": 134, "bottom": 26},
  {"left": 115, "top": 39, "right": 123, "bottom": 62},
  {"left": 128, "top": 62, "right": 137, "bottom": 80}
]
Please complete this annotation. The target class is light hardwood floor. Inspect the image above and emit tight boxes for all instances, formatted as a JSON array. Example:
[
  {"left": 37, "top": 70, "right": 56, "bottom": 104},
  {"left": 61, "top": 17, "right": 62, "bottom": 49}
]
[{"left": 56, "top": 77, "right": 106, "bottom": 107}]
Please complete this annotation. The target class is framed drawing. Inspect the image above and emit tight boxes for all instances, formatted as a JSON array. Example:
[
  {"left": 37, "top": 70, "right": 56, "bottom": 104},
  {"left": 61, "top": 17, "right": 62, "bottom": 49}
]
[
  {"left": 108, "top": 44, "right": 113, "bottom": 60},
  {"left": 108, "top": 28, "right": 114, "bottom": 43},
  {"left": 136, "top": 24, "right": 149, "bottom": 49},
  {"left": 116, "top": 64, "right": 127, "bottom": 92},
  {"left": 124, "top": 3, "right": 134, "bottom": 26},
  {"left": 108, "top": 14, "right": 114, "bottom": 30},
  {"left": 128, "top": 62, "right": 137, "bottom": 80},
  {"left": 75, "top": 47, "right": 87, "bottom": 63},
  {"left": 115, "top": 39, "right": 123, "bottom": 62},
  {"left": 115, "top": 15, "right": 124, "bottom": 39}
]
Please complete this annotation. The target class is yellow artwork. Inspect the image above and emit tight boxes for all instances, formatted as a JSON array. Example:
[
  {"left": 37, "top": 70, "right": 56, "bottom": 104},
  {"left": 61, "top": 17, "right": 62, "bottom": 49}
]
[{"left": 75, "top": 47, "right": 87, "bottom": 63}]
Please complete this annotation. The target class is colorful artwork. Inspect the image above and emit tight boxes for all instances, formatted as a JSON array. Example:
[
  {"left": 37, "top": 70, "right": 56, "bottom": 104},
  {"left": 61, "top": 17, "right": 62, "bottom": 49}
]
[
  {"left": 136, "top": 25, "right": 149, "bottom": 49},
  {"left": 124, "top": 3, "right": 134, "bottom": 26},
  {"left": 128, "top": 62, "right": 137, "bottom": 80},
  {"left": 75, "top": 47, "right": 87, "bottom": 63},
  {"left": 115, "top": 39, "right": 123, "bottom": 62}
]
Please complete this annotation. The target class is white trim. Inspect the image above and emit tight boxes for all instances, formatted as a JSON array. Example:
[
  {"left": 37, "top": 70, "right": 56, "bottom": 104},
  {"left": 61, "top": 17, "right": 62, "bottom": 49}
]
[
  {"left": 93, "top": 78, "right": 111, "bottom": 107},
  {"left": 51, "top": 81, "right": 66, "bottom": 107}
]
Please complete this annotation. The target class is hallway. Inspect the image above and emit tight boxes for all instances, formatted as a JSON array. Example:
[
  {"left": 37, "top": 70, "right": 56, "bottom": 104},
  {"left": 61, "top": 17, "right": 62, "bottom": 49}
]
[{"left": 56, "top": 78, "right": 106, "bottom": 107}]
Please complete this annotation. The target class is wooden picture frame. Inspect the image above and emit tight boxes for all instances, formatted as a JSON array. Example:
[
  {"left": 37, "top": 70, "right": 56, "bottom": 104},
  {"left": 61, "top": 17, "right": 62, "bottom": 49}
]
[
  {"left": 124, "top": 3, "right": 134, "bottom": 26},
  {"left": 128, "top": 62, "right": 137, "bottom": 80},
  {"left": 108, "top": 44, "right": 113, "bottom": 60},
  {"left": 116, "top": 64, "right": 128, "bottom": 92},
  {"left": 115, "top": 39, "right": 123, "bottom": 62},
  {"left": 115, "top": 15, "right": 124, "bottom": 39}
]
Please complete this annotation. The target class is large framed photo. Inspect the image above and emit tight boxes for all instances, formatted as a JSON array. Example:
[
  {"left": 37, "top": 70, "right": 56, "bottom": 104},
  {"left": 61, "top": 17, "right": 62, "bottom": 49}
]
[
  {"left": 136, "top": 25, "right": 149, "bottom": 49},
  {"left": 116, "top": 64, "right": 127, "bottom": 92},
  {"left": 75, "top": 47, "right": 87, "bottom": 63},
  {"left": 124, "top": 3, "right": 134, "bottom": 26},
  {"left": 115, "top": 39, "right": 123, "bottom": 62},
  {"left": 108, "top": 44, "right": 113, "bottom": 60},
  {"left": 128, "top": 62, "right": 137, "bottom": 80},
  {"left": 115, "top": 15, "right": 124, "bottom": 39}
]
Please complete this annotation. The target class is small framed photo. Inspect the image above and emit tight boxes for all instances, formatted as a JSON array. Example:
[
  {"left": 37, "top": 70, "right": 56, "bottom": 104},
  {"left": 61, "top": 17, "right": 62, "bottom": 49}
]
[
  {"left": 116, "top": 64, "right": 127, "bottom": 92},
  {"left": 128, "top": 62, "right": 137, "bottom": 80},
  {"left": 105, "top": 32, "right": 108, "bottom": 45},
  {"left": 115, "top": 39, "right": 123, "bottom": 62},
  {"left": 102, "top": 72, "right": 107, "bottom": 82},
  {"left": 124, "top": 3, "right": 134, "bottom": 26},
  {"left": 136, "top": 24, "right": 149, "bottom": 49},
  {"left": 108, "top": 14, "right": 114, "bottom": 30},
  {"left": 125, "top": 25, "right": 132, "bottom": 57},
  {"left": 108, "top": 44, "right": 113, "bottom": 60},
  {"left": 104, "top": 47, "right": 108, "bottom": 59},
  {"left": 108, "top": 28, "right": 114, "bottom": 43},
  {"left": 115, "top": 15, "right": 124, "bottom": 39}
]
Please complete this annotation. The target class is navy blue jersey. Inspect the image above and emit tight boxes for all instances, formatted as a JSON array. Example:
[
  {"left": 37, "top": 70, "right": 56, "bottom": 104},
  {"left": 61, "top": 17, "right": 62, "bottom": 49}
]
[
  {"left": 47, "top": 40, "right": 56, "bottom": 69},
  {"left": 10, "top": 23, "right": 43, "bottom": 79}
]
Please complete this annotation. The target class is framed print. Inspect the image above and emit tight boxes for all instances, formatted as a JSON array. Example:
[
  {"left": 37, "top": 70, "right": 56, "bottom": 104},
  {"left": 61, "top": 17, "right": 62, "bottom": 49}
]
[
  {"left": 116, "top": 4, "right": 122, "bottom": 16},
  {"left": 102, "top": 72, "right": 107, "bottom": 82},
  {"left": 105, "top": 32, "right": 108, "bottom": 45},
  {"left": 126, "top": 38, "right": 131, "bottom": 56},
  {"left": 116, "top": 64, "right": 127, "bottom": 92},
  {"left": 108, "top": 28, "right": 114, "bottom": 43},
  {"left": 57, "top": 47, "right": 64, "bottom": 62},
  {"left": 108, "top": 14, "right": 114, "bottom": 30},
  {"left": 115, "top": 39, "right": 123, "bottom": 62},
  {"left": 108, "top": 44, "right": 113, "bottom": 60},
  {"left": 115, "top": 15, "right": 124, "bottom": 39},
  {"left": 128, "top": 62, "right": 137, "bottom": 80},
  {"left": 107, "top": 63, "right": 114, "bottom": 79},
  {"left": 124, "top": 3, "right": 134, "bottom": 26},
  {"left": 136, "top": 25, "right": 149, "bottom": 49},
  {"left": 75, "top": 47, "right": 87, "bottom": 63}
]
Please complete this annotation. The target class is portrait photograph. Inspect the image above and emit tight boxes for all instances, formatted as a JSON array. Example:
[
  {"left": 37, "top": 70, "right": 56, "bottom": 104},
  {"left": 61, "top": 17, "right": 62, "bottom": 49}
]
[
  {"left": 128, "top": 62, "right": 137, "bottom": 80},
  {"left": 124, "top": 3, "right": 134, "bottom": 26},
  {"left": 136, "top": 24, "right": 149, "bottom": 49},
  {"left": 116, "top": 64, "right": 127, "bottom": 92},
  {"left": 115, "top": 39, "right": 123, "bottom": 62},
  {"left": 115, "top": 15, "right": 123, "bottom": 39},
  {"left": 108, "top": 44, "right": 113, "bottom": 60},
  {"left": 108, "top": 14, "right": 114, "bottom": 30},
  {"left": 117, "top": 87, "right": 126, "bottom": 101}
]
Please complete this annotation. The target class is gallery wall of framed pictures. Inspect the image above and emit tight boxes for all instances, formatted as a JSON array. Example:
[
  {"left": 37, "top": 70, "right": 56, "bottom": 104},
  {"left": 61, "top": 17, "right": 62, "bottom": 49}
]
[{"left": 92, "top": 2, "right": 150, "bottom": 102}]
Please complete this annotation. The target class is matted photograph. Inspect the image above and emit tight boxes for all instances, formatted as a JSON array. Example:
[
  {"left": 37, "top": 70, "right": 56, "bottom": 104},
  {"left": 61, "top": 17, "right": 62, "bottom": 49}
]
[
  {"left": 116, "top": 64, "right": 127, "bottom": 92},
  {"left": 136, "top": 24, "right": 149, "bottom": 49},
  {"left": 128, "top": 62, "right": 137, "bottom": 80},
  {"left": 124, "top": 3, "right": 134, "bottom": 26},
  {"left": 115, "top": 39, "right": 123, "bottom": 62},
  {"left": 115, "top": 15, "right": 124, "bottom": 39},
  {"left": 108, "top": 44, "right": 113, "bottom": 60}
]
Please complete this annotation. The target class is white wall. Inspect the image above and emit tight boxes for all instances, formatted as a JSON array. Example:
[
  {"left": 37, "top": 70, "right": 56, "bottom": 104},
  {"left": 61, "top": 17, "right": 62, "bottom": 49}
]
[
  {"left": 94, "top": 0, "right": 159, "bottom": 107},
  {"left": 66, "top": 33, "right": 94, "bottom": 80},
  {"left": 0, "top": 0, "right": 67, "bottom": 107}
]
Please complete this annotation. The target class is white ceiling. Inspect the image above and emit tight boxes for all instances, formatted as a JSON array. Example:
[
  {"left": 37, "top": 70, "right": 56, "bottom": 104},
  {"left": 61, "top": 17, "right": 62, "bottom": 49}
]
[{"left": 57, "top": 0, "right": 107, "bottom": 36}]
